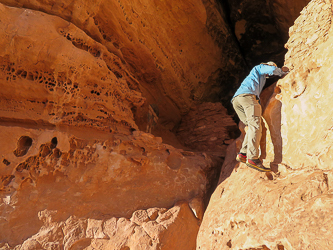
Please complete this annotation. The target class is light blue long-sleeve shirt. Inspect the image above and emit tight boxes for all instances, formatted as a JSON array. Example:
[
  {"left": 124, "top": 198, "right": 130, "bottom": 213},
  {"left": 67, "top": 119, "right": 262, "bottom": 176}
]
[{"left": 232, "top": 64, "right": 286, "bottom": 101}]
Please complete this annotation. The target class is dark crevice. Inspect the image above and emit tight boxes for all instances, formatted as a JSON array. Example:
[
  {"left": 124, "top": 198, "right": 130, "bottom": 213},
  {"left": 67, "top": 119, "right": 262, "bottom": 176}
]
[
  {"left": 203, "top": 155, "right": 224, "bottom": 209},
  {"left": 216, "top": 0, "right": 250, "bottom": 70},
  {"left": 215, "top": 0, "right": 287, "bottom": 68}
]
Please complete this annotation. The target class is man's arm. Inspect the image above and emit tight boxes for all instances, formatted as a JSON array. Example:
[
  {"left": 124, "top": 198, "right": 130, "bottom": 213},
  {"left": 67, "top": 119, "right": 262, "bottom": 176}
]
[{"left": 259, "top": 64, "right": 289, "bottom": 77}]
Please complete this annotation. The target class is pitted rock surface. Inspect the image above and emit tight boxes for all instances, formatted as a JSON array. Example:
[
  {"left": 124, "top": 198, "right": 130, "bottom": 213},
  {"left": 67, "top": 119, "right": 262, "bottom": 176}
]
[{"left": 0, "top": 127, "right": 211, "bottom": 247}]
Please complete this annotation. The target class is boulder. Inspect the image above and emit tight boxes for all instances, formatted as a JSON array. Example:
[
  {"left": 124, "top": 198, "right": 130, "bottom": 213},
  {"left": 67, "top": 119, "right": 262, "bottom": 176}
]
[{"left": 12, "top": 202, "right": 199, "bottom": 250}]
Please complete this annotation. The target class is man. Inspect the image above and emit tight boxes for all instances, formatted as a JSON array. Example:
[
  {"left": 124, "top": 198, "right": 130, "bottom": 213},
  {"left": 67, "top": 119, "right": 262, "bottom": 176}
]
[{"left": 232, "top": 62, "right": 289, "bottom": 172}]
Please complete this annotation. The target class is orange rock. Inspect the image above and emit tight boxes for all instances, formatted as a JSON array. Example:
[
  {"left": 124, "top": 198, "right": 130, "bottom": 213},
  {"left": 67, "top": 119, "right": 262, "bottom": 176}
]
[
  {"left": 11, "top": 202, "right": 199, "bottom": 250},
  {"left": 276, "top": 0, "right": 333, "bottom": 170},
  {"left": 0, "top": 3, "right": 235, "bottom": 246},
  {"left": 0, "top": 0, "right": 246, "bottom": 132},
  {"left": 177, "top": 102, "right": 238, "bottom": 157},
  {"left": 0, "top": 125, "right": 213, "bottom": 247},
  {"left": 271, "top": 0, "right": 312, "bottom": 41},
  {"left": 198, "top": 1, "right": 333, "bottom": 249}
]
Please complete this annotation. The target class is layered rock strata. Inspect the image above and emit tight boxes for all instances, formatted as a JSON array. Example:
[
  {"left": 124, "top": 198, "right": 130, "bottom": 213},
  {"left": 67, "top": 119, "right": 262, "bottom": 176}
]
[
  {"left": 0, "top": 0, "right": 246, "bottom": 127},
  {"left": 0, "top": 127, "right": 212, "bottom": 248},
  {"left": 177, "top": 102, "right": 238, "bottom": 157},
  {"left": 0, "top": 2, "right": 233, "bottom": 248}
]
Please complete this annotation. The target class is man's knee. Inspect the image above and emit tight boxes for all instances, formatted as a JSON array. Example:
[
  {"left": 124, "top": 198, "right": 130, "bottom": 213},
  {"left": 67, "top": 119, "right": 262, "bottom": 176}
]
[{"left": 247, "top": 116, "right": 261, "bottom": 131}]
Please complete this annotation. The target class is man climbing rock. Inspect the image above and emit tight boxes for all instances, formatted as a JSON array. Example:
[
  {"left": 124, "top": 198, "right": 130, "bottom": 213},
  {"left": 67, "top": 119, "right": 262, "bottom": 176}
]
[{"left": 232, "top": 62, "right": 289, "bottom": 172}]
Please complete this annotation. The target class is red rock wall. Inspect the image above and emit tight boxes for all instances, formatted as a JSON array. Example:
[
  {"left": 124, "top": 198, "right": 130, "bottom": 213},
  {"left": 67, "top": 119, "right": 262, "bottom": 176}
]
[
  {"left": 0, "top": 125, "right": 214, "bottom": 248},
  {"left": 0, "top": 0, "right": 324, "bottom": 248},
  {"left": 177, "top": 102, "right": 238, "bottom": 157},
  {"left": 0, "top": 4, "right": 143, "bottom": 134},
  {"left": 0, "top": 0, "right": 246, "bottom": 129},
  {"left": 0, "top": 1, "right": 239, "bottom": 248},
  {"left": 8, "top": 202, "right": 199, "bottom": 250}
]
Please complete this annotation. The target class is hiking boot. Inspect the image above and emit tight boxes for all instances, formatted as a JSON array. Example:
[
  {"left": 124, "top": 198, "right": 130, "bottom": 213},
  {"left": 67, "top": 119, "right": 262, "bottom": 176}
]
[
  {"left": 246, "top": 158, "right": 271, "bottom": 172},
  {"left": 236, "top": 153, "right": 247, "bottom": 163}
]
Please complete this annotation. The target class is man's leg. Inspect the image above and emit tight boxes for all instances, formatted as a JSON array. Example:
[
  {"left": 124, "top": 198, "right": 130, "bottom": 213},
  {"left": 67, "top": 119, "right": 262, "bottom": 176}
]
[
  {"left": 243, "top": 97, "right": 262, "bottom": 159},
  {"left": 232, "top": 96, "right": 248, "bottom": 155},
  {"left": 234, "top": 95, "right": 262, "bottom": 159},
  {"left": 233, "top": 95, "right": 270, "bottom": 171}
]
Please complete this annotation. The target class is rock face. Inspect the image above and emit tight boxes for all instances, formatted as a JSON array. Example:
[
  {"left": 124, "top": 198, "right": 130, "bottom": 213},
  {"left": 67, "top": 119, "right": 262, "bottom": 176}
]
[
  {"left": 270, "top": 0, "right": 333, "bottom": 170},
  {"left": 197, "top": 0, "right": 333, "bottom": 249},
  {"left": 0, "top": 1, "right": 233, "bottom": 248},
  {"left": 0, "top": 126, "right": 212, "bottom": 248},
  {"left": 0, "top": 0, "right": 328, "bottom": 249},
  {"left": 177, "top": 102, "right": 239, "bottom": 157},
  {"left": 3, "top": 203, "right": 199, "bottom": 250},
  {"left": 226, "top": 0, "right": 286, "bottom": 66},
  {"left": 0, "top": 0, "right": 246, "bottom": 127},
  {"left": 0, "top": 3, "right": 144, "bottom": 134},
  {"left": 197, "top": 155, "right": 333, "bottom": 250}
]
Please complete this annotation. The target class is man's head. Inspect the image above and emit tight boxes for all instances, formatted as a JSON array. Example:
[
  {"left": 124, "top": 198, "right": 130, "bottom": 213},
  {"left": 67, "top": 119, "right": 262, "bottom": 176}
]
[{"left": 261, "top": 61, "right": 277, "bottom": 67}]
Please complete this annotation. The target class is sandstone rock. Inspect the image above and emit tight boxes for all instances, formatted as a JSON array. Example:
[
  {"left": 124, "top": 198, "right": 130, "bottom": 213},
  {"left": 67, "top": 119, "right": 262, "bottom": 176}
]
[
  {"left": 0, "top": 0, "right": 246, "bottom": 130},
  {"left": 0, "top": 2, "right": 239, "bottom": 247},
  {"left": 200, "top": 0, "right": 248, "bottom": 109},
  {"left": 0, "top": 3, "right": 144, "bottom": 134},
  {"left": 0, "top": 126, "right": 213, "bottom": 247},
  {"left": 130, "top": 210, "right": 150, "bottom": 226},
  {"left": 189, "top": 197, "right": 205, "bottom": 221},
  {"left": 177, "top": 102, "right": 239, "bottom": 157},
  {"left": 2, "top": 0, "right": 324, "bottom": 249},
  {"left": 226, "top": 0, "right": 286, "bottom": 67},
  {"left": 10, "top": 202, "right": 199, "bottom": 250},
  {"left": 86, "top": 219, "right": 108, "bottom": 239},
  {"left": 272, "top": 0, "right": 333, "bottom": 170},
  {"left": 270, "top": 0, "right": 312, "bottom": 41},
  {"left": 197, "top": 158, "right": 333, "bottom": 249},
  {"left": 198, "top": 1, "right": 333, "bottom": 249}
]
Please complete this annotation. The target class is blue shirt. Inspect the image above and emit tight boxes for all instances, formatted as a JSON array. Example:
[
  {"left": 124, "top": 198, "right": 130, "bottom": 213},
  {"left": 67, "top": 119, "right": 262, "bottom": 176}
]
[{"left": 232, "top": 64, "right": 286, "bottom": 100}]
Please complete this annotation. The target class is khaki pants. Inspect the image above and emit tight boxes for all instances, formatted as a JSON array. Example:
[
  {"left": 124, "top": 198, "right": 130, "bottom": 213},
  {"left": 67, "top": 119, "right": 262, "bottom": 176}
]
[{"left": 232, "top": 94, "right": 262, "bottom": 159}]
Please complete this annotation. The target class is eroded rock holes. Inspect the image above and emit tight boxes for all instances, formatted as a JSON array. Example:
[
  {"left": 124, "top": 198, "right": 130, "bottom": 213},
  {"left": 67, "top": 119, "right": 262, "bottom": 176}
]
[
  {"left": 13, "top": 136, "right": 33, "bottom": 157},
  {"left": 51, "top": 137, "right": 58, "bottom": 148},
  {"left": 3, "top": 159, "right": 10, "bottom": 166}
]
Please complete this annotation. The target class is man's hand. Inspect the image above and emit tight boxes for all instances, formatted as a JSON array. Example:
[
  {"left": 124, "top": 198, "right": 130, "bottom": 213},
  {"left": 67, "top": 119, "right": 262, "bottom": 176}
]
[{"left": 281, "top": 66, "right": 289, "bottom": 72}]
